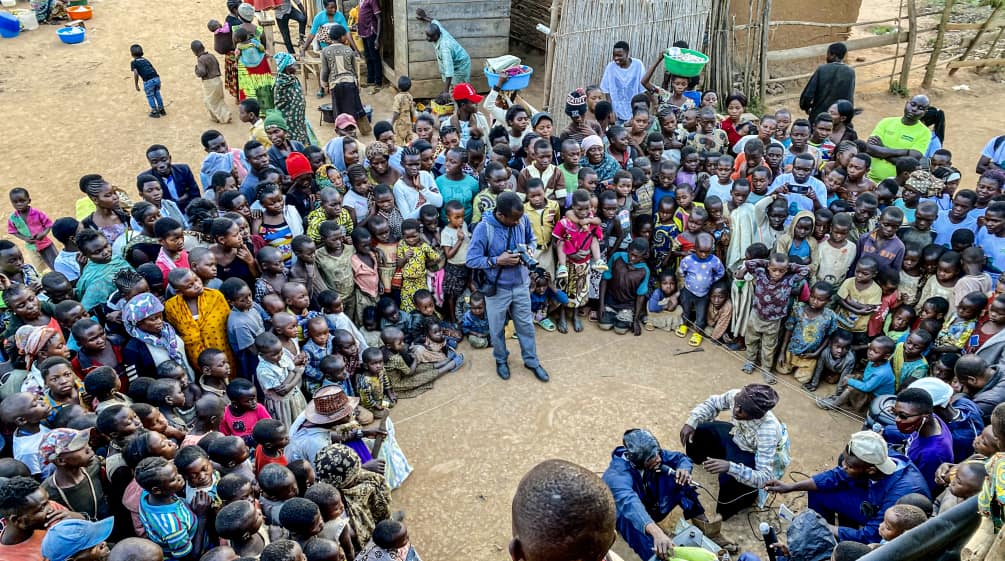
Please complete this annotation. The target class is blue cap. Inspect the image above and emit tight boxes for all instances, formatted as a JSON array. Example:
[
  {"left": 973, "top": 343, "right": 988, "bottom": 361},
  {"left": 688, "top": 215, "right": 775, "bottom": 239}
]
[{"left": 41, "top": 518, "right": 114, "bottom": 561}]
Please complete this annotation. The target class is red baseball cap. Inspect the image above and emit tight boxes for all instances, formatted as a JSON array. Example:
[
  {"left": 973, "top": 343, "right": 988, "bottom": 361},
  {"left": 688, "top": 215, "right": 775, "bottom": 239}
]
[{"left": 452, "top": 83, "right": 484, "bottom": 103}]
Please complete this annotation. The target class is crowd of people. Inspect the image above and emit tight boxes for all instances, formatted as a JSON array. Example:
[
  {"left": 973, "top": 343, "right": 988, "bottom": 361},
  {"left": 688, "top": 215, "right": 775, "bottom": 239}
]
[{"left": 3, "top": 0, "right": 1005, "bottom": 558}]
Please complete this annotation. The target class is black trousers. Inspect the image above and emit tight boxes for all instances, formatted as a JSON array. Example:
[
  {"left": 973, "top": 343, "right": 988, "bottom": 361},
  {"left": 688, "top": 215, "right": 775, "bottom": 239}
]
[
  {"left": 362, "top": 34, "right": 383, "bottom": 85},
  {"left": 277, "top": 8, "right": 307, "bottom": 53},
  {"left": 685, "top": 421, "right": 758, "bottom": 519}
]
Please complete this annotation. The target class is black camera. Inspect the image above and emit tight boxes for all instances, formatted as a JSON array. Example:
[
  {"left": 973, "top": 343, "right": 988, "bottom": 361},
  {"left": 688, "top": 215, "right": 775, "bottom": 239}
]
[{"left": 514, "top": 244, "right": 539, "bottom": 268}]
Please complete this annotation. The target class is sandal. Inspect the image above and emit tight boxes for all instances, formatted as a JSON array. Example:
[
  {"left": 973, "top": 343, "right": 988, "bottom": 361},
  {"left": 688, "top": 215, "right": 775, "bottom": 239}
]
[
  {"left": 688, "top": 333, "right": 702, "bottom": 347},
  {"left": 675, "top": 325, "right": 689, "bottom": 338},
  {"left": 590, "top": 258, "right": 608, "bottom": 272},
  {"left": 555, "top": 264, "right": 568, "bottom": 279},
  {"left": 588, "top": 310, "right": 599, "bottom": 322},
  {"left": 763, "top": 372, "right": 777, "bottom": 384},
  {"left": 645, "top": 322, "right": 655, "bottom": 331},
  {"left": 449, "top": 353, "right": 466, "bottom": 372},
  {"left": 741, "top": 362, "right": 755, "bottom": 374},
  {"left": 556, "top": 318, "right": 568, "bottom": 334},
  {"left": 537, "top": 318, "right": 556, "bottom": 332},
  {"left": 572, "top": 315, "right": 583, "bottom": 332}
]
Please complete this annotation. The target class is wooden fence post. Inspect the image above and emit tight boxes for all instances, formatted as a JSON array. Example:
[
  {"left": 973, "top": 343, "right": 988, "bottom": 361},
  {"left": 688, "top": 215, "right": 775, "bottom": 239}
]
[
  {"left": 542, "top": 0, "right": 562, "bottom": 111},
  {"left": 898, "top": 0, "right": 917, "bottom": 91},
  {"left": 923, "top": 0, "right": 955, "bottom": 88},
  {"left": 758, "top": 0, "right": 772, "bottom": 103},
  {"left": 951, "top": 3, "right": 1005, "bottom": 75}
]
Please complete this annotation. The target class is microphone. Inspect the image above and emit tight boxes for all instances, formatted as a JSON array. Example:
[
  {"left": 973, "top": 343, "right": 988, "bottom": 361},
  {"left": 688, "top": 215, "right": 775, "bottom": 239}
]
[
  {"left": 760, "top": 522, "right": 778, "bottom": 561},
  {"left": 658, "top": 464, "right": 676, "bottom": 476}
]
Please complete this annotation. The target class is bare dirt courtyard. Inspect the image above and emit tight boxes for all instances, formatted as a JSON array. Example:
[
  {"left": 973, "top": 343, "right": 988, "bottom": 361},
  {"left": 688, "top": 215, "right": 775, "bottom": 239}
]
[{"left": 2, "top": 0, "right": 1005, "bottom": 558}]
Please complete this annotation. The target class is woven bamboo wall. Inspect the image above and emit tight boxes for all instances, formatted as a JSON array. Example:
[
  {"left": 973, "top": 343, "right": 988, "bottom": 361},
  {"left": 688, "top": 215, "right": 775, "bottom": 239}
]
[
  {"left": 511, "top": 0, "right": 550, "bottom": 50},
  {"left": 546, "top": 0, "right": 712, "bottom": 129}
]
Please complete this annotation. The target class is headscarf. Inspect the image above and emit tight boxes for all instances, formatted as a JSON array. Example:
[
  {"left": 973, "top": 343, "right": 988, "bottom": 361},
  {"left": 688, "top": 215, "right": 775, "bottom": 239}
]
[
  {"left": 622, "top": 429, "right": 660, "bottom": 469},
  {"left": 122, "top": 293, "right": 186, "bottom": 365},
  {"left": 734, "top": 384, "right": 779, "bottom": 419},
  {"left": 565, "top": 88, "right": 587, "bottom": 118},
  {"left": 581, "top": 135, "right": 603, "bottom": 153},
  {"left": 365, "top": 141, "right": 390, "bottom": 163},
  {"left": 15, "top": 325, "right": 58, "bottom": 371},
  {"left": 317, "top": 24, "right": 334, "bottom": 46},
  {"left": 910, "top": 377, "right": 953, "bottom": 408},
  {"left": 324, "top": 136, "right": 350, "bottom": 172},
  {"left": 315, "top": 443, "right": 391, "bottom": 544},
  {"left": 274, "top": 51, "right": 295, "bottom": 74},
  {"left": 237, "top": 3, "right": 255, "bottom": 22},
  {"left": 904, "top": 170, "right": 944, "bottom": 197}
]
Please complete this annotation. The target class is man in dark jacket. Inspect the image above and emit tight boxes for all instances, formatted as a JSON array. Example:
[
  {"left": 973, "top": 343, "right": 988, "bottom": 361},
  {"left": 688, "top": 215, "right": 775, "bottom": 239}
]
[
  {"left": 956, "top": 355, "right": 1005, "bottom": 425},
  {"left": 602, "top": 429, "right": 714, "bottom": 561},
  {"left": 799, "top": 43, "right": 855, "bottom": 120},
  {"left": 140, "top": 144, "right": 201, "bottom": 211}
]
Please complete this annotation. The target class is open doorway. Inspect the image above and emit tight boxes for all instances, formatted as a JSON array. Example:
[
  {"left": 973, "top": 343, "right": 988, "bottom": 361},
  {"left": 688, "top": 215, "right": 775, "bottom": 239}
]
[{"left": 380, "top": 0, "right": 394, "bottom": 71}]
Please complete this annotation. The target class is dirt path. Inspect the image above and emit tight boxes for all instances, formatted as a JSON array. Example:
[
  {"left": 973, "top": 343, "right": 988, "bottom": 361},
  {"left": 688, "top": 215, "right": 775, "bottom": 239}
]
[{"left": 1, "top": 0, "right": 1002, "bottom": 558}]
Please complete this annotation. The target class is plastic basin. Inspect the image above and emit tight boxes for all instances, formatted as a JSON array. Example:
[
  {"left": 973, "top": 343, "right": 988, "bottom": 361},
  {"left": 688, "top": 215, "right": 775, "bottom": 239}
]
[
  {"left": 663, "top": 48, "right": 708, "bottom": 78},
  {"left": 57, "top": 26, "right": 86, "bottom": 44},
  {"left": 484, "top": 66, "right": 533, "bottom": 91},
  {"left": 68, "top": 6, "right": 92, "bottom": 20}
]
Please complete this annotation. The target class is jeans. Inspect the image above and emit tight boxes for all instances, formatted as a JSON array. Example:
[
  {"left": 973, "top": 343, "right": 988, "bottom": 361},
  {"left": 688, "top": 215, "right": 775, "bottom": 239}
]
[
  {"left": 679, "top": 287, "right": 709, "bottom": 330},
  {"left": 485, "top": 284, "right": 540, "bottom": 367},
  {"left": 276, "top": 8, "right": 307, "bottom": 53},
  {"left": 362, "top": 34, "right": 383, "bottom": 85},
  {"left": 143, "top": 77, "right": 164, "bottom": 111}
]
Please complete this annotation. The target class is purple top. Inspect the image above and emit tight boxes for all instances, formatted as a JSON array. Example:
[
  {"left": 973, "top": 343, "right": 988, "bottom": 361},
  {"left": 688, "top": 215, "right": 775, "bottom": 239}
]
[{"left": 904, "top": 414, "right": 954, "bottom": 493}]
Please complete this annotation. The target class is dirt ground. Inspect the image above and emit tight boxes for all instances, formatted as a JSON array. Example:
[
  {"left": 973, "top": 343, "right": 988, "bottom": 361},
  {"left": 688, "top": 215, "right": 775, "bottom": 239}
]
[{"left": 1, "top": 0, "right": 1003, "bottom": 558}]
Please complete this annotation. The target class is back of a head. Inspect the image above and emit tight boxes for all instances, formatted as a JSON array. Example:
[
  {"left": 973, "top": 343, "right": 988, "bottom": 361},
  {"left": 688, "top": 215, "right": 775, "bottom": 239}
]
[
  {"left": 261, "top": 540, "right": 300, "bottom": 561},
  {"left": 832, "top": 541, "right": 871, "bottom": 561},
  {"left": 895, "top": 492, "right": 934, "bottom": 517},
  {"left": 511, "top": 459, "right": 616, "bottom": 561},
  {"left": 110, "top": 538, "right": 165, "bottom": 561}
]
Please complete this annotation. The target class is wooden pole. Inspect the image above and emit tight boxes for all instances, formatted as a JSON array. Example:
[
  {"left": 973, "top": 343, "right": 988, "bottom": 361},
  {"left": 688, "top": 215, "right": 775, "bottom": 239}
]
[
  {"left": 759, "top": 0, "right": 772, "bottom": 103},
  {"left": 950, "top": 4, "right": 1005, "bottom": 75},
  {"left": 924, "top": 0, "right": 955, "bottom": 88},
  {"left": 766, "top": 31, "right": 910, "bottom": 63},
  {"left": 542, "top": 0, "right": 562, "bottom": 111},
  {"left": 898, "top": 0, "right": 917, "bottom": 91},
  {"left": 978, "top": 24, "right": 1005, "bottom": 72},
  {"left": 947, "top": 56, "right": 1005, "bottom": 68}
]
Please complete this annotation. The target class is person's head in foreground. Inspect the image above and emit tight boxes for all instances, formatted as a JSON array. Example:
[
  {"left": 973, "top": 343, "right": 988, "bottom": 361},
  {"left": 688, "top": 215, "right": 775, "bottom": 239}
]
[
  {"left": 41, "top": 517, "right": 115, "bottom": 561},
  {"left": 877, "top": 504, "right": 927, "bottom": 543},
  {"left": 510, "top": 459, "right": 616, "bottom": 561},
  {"left": 842, "top": 431, "right": 896, "bottom": 479}
]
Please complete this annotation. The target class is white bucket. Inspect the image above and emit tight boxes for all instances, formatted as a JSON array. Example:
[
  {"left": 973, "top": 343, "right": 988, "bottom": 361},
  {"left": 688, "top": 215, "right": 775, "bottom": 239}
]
[{"left": 13, "top": 9, "right": 39, "bottom": 30}]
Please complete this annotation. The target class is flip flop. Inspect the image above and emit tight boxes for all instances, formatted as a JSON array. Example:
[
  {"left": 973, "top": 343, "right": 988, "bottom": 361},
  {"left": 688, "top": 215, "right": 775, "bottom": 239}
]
[
  {"left": 537, "top": 318, "right": 557, "bottom": 332},
  {"left": 688, "top": 333, "right": 702, "bottom": 347},
  {"left": 449, "top": 353, "right": 466, "bottom": 372},
  {"left": 645, "top": 323, "right": 655, "bottom": 331},
  {"left": 676, "top": 325, "right": 689, "bottom": 338},
  {"left": 741, "top": 362, "right": 755, "bottom": 374}
]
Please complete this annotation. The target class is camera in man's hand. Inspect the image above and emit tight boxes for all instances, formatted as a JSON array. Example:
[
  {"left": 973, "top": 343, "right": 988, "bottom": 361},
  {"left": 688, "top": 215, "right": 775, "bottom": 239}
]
[
  {"left": 514, "top": 244, "right": 539, "bottom": 268},
  {"left": 788, "top": 182, "right": 809, "bottom": 195}
]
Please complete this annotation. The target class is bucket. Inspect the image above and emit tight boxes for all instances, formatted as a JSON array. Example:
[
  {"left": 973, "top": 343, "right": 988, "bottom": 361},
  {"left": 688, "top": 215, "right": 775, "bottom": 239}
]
[
  {"left": 14, "top": 10, "right": 39, "bottom": 31},
  {"left": 319, "top": 103, "right": 335, "bottom": 123},
  {"left": 0, "top": 13, "right": 20, "bottom": 38},
  {"left": 68, "top": 5, "right": 92, "bottom": 20}
]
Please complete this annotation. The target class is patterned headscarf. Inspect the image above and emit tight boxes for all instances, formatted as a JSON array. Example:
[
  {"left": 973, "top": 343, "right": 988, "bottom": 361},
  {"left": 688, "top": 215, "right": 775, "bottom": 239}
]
[
  {"left": 365, "top": 141, "right": 390, "bottom": 163},
  {"left": 317, "top": 24, "right": 334, "bottom": 46},
  {"left": 237, "top": 3, "right": 255, "bottom": 22},
  {"left": 122, "top": 293, "right": 186, "bottom": 365},
  {"left": 15, "top": 325, "right": 58, "bottom": 371},
  {"left": 315, "top": 443, "right": 391, "bottom": 544},
  {"left": 274, "top": 51, "right": 295, "bottom": 74},
  {"left": 904, "top": 170, "right": 944, "bottom": 197}
]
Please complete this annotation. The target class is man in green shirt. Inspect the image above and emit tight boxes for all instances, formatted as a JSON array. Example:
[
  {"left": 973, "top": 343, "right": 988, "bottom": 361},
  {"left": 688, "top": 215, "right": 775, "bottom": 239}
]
[{"left": 865, "top": 95, "right": 931, "bottom": 182}]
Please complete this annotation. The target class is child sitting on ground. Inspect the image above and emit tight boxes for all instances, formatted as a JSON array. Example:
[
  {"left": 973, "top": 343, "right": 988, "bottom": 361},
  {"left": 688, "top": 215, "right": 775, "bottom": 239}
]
[
  {"left": 530, "top": 270, "right": 568, "bottom": 333},
  {"left": 819, "top": 336, "right": 896, "bottom": 412},
  {"left": 805, "top": 330, "right": 855, "bottom": 392},
  {"left": 357, "top": 347, "right": 396, "bottom": 419},
  {"left": 460, "top": 292, "right": 490, "bottom": 349},
  {"left": 411, "top": 319, "right": 464, "bottom": 376},
  {"left": 705, "top": 281, "right": 733, "bottom": 344},
  {"left": 646, "top": 269, "right": 682, "bottom": 332}
]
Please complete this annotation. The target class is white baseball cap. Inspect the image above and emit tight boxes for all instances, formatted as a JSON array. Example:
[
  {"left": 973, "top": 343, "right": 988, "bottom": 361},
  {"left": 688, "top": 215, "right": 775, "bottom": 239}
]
[{"left": 848, "top": 431, "right": 897, "bottom": 475}]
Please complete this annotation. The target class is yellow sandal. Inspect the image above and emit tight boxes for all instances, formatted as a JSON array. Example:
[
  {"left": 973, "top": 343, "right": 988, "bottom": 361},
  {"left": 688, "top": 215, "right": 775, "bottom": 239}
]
[
  {"left": 688, "top": 333, "right": 703, "bottom": 347},
  {"left": 675, "top": 325, "right": 688, "bottom": 338}
]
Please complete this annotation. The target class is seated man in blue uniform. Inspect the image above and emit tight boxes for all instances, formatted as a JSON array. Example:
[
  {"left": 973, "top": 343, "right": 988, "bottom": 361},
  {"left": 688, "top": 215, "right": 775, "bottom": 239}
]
[
  {"left": 765, "top": 430, "right": 930, "bottom": 544},
  {"left": 602, "top": 428, "right": 719, "bottom": 561}
]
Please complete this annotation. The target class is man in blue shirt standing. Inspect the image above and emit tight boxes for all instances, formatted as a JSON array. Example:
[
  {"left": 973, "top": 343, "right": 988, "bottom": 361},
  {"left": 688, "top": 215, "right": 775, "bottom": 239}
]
[
  {"left": 466, "top": 192, "right": 549, "bottom": 382},
  {"left": 766, "top": 430, "right": 929, "bottom": 544}
]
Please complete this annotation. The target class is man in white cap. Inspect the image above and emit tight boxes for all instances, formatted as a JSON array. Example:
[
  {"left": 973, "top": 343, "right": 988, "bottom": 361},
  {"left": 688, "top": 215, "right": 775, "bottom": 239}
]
[
  {"left": 41, "top": 518, "right": 114, "bottom": 561},
  {"left": 766, "top": 431, "right": 929, "bottom": 544}
]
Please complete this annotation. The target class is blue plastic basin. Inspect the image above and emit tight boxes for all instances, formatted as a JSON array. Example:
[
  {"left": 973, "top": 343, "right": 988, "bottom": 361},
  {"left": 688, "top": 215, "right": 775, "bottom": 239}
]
[
  {"left": 484, "top": 66, "right": 533, "bottom": 91},
  {"left": 57, "top": 26, "right": 85, "bottom": 44}
]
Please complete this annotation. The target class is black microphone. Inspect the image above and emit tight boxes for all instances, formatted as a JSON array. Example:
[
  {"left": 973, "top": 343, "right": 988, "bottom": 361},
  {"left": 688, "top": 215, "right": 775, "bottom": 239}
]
[{"left": 760, "top": 522, "right": 778, "bottom": 561}]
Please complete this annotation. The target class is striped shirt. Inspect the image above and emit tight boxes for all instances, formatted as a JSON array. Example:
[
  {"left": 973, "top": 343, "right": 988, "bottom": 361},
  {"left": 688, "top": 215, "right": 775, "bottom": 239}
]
[
  {"left": 685, "top": 389, "right": 782, "bottom": 488},
  {"left": 139, "top": 491, "right": 196, "bottom": 560}
]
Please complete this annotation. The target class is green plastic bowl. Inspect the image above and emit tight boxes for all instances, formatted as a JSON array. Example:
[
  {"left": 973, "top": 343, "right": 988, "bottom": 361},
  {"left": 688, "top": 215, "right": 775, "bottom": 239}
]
[{"left": 663, "top": 48, "right": 708, "bottom": 78}]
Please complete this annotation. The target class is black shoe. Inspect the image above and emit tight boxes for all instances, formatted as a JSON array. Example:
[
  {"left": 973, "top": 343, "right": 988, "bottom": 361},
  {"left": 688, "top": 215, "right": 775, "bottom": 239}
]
[
  {"left": 159, "top": 108, "right": 167, "bottom": 116},
  {"left": 524, "top": 363, "right": 549, "bottom": 382},
  {"left": 148, "top": 111, "right": 161, "bottom": 118},
  {"left": 496, "top": 361, "right": 510, "bottom": 380}
]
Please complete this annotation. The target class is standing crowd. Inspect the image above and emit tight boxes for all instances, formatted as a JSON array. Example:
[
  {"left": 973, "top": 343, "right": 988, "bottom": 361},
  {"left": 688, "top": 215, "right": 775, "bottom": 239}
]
[{"left": 3, "top": 3, "right": 1005, "bottom": 558}]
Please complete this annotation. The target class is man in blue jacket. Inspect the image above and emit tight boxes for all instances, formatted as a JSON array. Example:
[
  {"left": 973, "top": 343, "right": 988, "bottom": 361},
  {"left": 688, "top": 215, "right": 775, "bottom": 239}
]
[
  {"left": 602, "top": 429, "right": 713, "bottom": 561},
  {"left": 466, "top": 192, "right": 548, "bottom": 382},
  {"left": 766, "top": 430, "right": 930, "bottom": 544},
  {"left": 140, "top": 145, "right": 201, "bottom": 211}
]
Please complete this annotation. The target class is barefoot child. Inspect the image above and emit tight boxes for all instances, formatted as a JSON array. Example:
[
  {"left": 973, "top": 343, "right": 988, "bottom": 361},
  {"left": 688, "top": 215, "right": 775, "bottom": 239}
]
[
  {"left": 739, "top": 252, "right": 810, "bottom": 381},
  {"left": 357, "top": 347, "right": 396, "bottom": 419},
  {"left": 255, "top": 332, "right": 307, "bottom": 429},
  {"left": 819, "top": 336, "right": 896, "bottom": 412},
  {"left": 553, "top": 190, "right": 606, "bottom": 333},
  {"left": 833, "top": 256, "right": 883, "bottom": 360},
  {"left": 8, "top": 188, "right": 57, "bottom": 271}
]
